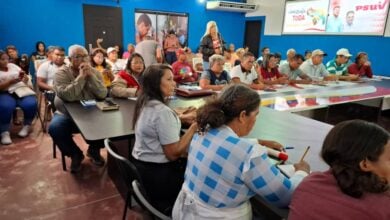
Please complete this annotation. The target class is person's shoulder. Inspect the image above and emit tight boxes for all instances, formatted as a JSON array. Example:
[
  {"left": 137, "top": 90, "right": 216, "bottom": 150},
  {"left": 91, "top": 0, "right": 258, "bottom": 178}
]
[
  {"left": 230, "top": 64, "right": 241, "bottom": 74},
  {"left": 8, "top": 63, "right": 20, "bottom": 70}
]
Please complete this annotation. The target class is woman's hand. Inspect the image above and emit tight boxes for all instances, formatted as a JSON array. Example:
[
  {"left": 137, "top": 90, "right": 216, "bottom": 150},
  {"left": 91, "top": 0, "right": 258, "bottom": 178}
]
[
  {"left": 293, "top": 160, "right": 310, "bottom": 174},
  {"left": 259, "top": 139, "right": 284, "bottom": 151}
]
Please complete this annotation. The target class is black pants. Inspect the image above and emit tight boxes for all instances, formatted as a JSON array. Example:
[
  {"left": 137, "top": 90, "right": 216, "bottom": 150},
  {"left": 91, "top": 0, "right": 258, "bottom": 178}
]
[{"left": 132, "top": 157, "right": 187, "bottom": 215}]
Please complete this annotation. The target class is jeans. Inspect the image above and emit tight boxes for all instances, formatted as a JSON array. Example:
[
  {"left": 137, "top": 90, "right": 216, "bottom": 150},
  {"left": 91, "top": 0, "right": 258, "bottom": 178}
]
[
  {"left": 165, "top": 51, "right": 177, "bottom": 65},
  {"left": 0, "top": 93, "right": 37, "bottom": 133},
  {"left": 48, "top": 113, "right": 103, "bottom": 157}
]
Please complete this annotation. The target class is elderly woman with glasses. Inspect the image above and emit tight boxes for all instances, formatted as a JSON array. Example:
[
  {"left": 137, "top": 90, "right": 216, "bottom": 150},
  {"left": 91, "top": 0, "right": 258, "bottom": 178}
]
[{"left": 48, "top": 44, "right": 107, "bottom": 173}]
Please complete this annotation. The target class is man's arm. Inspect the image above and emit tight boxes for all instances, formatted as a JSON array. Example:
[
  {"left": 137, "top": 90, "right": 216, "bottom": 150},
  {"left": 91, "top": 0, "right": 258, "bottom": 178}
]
[
  {"left": 87, "top": 68, "right": 108, "bottom": 99},
  {"left": 54, "top": 67, "right": 87, "bottom": 102}
]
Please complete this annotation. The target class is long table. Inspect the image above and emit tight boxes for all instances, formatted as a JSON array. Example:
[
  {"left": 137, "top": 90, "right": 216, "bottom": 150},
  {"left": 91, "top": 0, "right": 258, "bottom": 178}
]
[{"left": 259, "top": 78, "right": 390, "bottom": 112}]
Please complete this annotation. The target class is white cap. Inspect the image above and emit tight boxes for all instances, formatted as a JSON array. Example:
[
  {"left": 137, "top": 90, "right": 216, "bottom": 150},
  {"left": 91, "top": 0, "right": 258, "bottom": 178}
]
[
  {"left": 312, "top": 49, "right": 327, "bottom": 57},
  {"left": 107, "top": 47, "right": 118, "bottom": 54},
  {"left": 336, "top": 48, "right": 352, "bottom": 57}
]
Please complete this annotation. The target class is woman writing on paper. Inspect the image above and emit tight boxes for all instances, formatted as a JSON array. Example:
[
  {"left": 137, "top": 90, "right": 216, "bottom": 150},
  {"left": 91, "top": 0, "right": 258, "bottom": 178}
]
[
  {"left": 289, "top": 120, "right": 390, "bottom": 220},
  {"left": 173, "top": 84, "right": 310, "bottom": 220},
  {"left": 0, "top": 50, "right": 37, "bottom": 145}
]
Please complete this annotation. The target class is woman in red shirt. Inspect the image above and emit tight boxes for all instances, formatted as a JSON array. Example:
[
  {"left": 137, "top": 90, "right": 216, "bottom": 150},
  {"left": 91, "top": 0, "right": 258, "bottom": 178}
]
[
  {"left": 260, "top": 54, "right": 288, "bottom": 85},
  {"left": 347, "top": 52, "right": 373, "bottom": 78},
  {"left": 289, "top": 120, "right": 390, "bottom": 220}
]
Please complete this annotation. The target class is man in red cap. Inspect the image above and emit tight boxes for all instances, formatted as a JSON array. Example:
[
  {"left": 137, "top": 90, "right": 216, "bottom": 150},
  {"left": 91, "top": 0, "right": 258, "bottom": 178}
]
[{"left": 171, "top": 48, "right": 198, "bottom": 84}]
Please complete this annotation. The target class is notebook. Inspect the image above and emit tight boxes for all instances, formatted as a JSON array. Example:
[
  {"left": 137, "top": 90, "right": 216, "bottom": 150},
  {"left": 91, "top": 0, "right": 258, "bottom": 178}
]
[{"left": 96, "top": 100, "right": 119, "bottom": 111}]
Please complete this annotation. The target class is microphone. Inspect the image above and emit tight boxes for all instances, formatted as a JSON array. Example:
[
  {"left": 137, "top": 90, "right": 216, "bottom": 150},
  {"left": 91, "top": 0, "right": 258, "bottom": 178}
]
[{"left": 267, "top": 148, "right": 288, "bottom": 161}]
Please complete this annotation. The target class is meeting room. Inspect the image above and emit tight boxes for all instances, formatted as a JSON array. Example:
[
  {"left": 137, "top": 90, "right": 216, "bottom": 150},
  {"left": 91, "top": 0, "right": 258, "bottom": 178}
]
[{"left": 1, "top": 0, "right": 390, "bottom": 219}]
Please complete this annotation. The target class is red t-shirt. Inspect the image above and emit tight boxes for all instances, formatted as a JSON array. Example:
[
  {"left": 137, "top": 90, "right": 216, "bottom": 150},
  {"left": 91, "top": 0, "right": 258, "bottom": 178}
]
[
  {"left": 260, "top": 67, "right": 283, "bottom": 81},
  {"left": 171, "top": 61, "right": 197, "bottom": 83},
  {"left": 289, "top": 170, "right": 390, "bottom": 220},
  {"left": 348, "top": 63, "right": 373, "bottom": 78}
]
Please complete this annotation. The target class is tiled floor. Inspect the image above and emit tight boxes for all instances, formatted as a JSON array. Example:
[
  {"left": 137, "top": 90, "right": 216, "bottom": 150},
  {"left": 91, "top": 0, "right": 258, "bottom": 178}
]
[{"left": 0, "top": 119, "right": 148, "bottom": 220}]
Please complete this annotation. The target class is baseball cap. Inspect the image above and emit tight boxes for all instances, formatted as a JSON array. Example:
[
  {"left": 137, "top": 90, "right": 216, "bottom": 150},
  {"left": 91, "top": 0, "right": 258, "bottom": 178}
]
[
  {"left": 336, "top": 48, "right": 352, "bottom": 57},
  {"left": 107, "top": 47, "right": 118, "bottom": 54},
  {"left": 311, "top": 49, "right": 327, "bottom": 57}
]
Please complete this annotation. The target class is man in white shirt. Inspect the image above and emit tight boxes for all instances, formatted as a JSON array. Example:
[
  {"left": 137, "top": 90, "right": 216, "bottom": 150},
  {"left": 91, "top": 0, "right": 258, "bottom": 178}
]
[
  {"left": 231, "top": 52, "right": 265, "bottom": 90},
  {"left": 299, "top": 49, "right": 334, "bottom": 81},
  {"left": 37, "top": 46, "right": 66, "bottom": 91},
  {"left": 326, "top": 5, "right": 343, "bottom": 32}
]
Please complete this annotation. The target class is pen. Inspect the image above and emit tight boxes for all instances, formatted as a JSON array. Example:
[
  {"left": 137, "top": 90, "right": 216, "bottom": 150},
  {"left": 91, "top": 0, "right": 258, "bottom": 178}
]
[
  {"left": 285, "top": 146, "right": 294, "bottom": 150},
  {"left": 300, "top": 146, "right": 310, "bottom": 162}
]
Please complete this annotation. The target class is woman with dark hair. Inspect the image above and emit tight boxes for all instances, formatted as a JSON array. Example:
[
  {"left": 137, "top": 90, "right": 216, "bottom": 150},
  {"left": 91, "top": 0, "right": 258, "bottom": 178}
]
[
  {"left": 260, "top": 53, "right": 289, "bottom": 85},
  {"left": 347, "top": 52, "right": 373, "bottom": 78},
  {"left": 131, "top": 64, "right": 198, "bottom": 214},
  {"left": 0, "top": 50, "right": 38, "bottom": 145},
  {"left": 31, "top": 41, "right": 47, "bottom": 62},
  {"left": 110, "top": 53, "right": 145, "bottom": 98},
  {"left": 172, "top": 84, "right": 310, "bottom": 219},
  {"left": 90, "top": 48, "right": 114, "bottom": 88},
  {"left": 289, "top": 120, "right": 390, "bottom": 220}
]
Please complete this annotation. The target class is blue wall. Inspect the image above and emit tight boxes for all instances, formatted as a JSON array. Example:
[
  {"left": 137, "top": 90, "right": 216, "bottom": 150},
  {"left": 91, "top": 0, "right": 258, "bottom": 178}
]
[
  {"left": 0, "top": 0, "right": 245, "bottom": 57},
  {"left": 247, "top": 16, "right": 390, "bottom": 76}
]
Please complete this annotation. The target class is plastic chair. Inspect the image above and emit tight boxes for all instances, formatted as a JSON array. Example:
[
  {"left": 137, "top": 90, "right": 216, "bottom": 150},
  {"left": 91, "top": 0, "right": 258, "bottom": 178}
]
[{"left": 104, "top": 139, "right": 171, "bottom": 220}]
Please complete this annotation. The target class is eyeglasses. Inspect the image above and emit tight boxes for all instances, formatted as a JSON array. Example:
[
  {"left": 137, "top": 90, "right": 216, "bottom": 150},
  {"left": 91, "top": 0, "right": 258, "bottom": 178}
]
[{"left": 73, "top": 54, "right": 88, "bottom": 60}]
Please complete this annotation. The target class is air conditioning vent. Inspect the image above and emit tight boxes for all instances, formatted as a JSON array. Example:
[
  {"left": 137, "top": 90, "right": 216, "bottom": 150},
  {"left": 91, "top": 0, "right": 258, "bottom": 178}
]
[{"left": 206, "top": 1, "right": 257, "bottom": 13}]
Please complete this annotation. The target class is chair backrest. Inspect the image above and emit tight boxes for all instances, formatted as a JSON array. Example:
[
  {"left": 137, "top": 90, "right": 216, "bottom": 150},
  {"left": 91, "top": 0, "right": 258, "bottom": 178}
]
[
  {"left": 132, "top": 180, "right": 171, "bottom": 220},
  {"left": 104, "top": 139, "right": 144, "bottom": 193},
  {"left": 105, "top": 139, "right": 171, "bottom": 219}
]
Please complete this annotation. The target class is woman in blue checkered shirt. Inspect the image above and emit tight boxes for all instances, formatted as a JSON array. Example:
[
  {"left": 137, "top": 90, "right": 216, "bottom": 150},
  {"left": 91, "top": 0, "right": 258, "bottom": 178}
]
[{"left": 172, "top": 84, "right": 310, "bottom": 219}]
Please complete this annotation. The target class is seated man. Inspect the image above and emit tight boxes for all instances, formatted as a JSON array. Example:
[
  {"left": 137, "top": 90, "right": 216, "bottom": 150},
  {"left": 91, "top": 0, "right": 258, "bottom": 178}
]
[
  {"left": 199, "top": 54, "right": 231, "bottom": 91},
  {"left": 48, "top": 45, "right": 108, "bottom": 173},
  {"left": 37, "top": 46, "right": 66, "bottom": 103},
  {"left": 171, "top": 49, "right": 198, "bottom": 84},
  {"left": 230, "top": 51, "right": 265, "bottom": 90},
  {"left": 299, "top": 49, "right": 334, "bottom": 81},
  {"left": 279, "top": 54, "right": 312, "bottom": 84},
  {"left": 326, "top": 48, "right": 358, "bottom": 81}
]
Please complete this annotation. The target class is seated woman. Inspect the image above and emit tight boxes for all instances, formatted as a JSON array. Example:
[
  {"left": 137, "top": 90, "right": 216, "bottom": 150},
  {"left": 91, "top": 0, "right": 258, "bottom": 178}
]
[
  {"left": 131, "top": 64, "right": 198, "bottom": 215},
  {"left": 260, "top": 54, "right": 289, "bottom": 85},
  {"left": 199, "top": 54, "right": 230, "bottom": 91},
  {"left": 111, "top": 53, "right": 145, "bottom": 98},
  {"left": 0, "top": 50, "right": 38, "bottom": 145},
  {"left": 173, "top": 84, "right": 310, "bottom": 220},
  {"left": 289, "top": 120, "right": 390, "bottom": 220},
  {"left": 90, "top": 48, "right": 114, "bottom": 89},
  {"left": 347, "top": 52, "right": 373, "bottom": 78}
]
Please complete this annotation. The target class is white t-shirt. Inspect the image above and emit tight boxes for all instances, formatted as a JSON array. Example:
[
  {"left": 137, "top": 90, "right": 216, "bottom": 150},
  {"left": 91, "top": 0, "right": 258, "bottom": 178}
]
[
  {"left": 0, "top": 63, "right": 20, "bottom": 83},
  {"left": 230, "top": 65, "right": 258, "bottom": 85},
  {"left": 132, "top": 100, "right": 181, "bottom": 163},
  {"left": 36, "top": 60, "right": 63, "bottom": 86}
]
